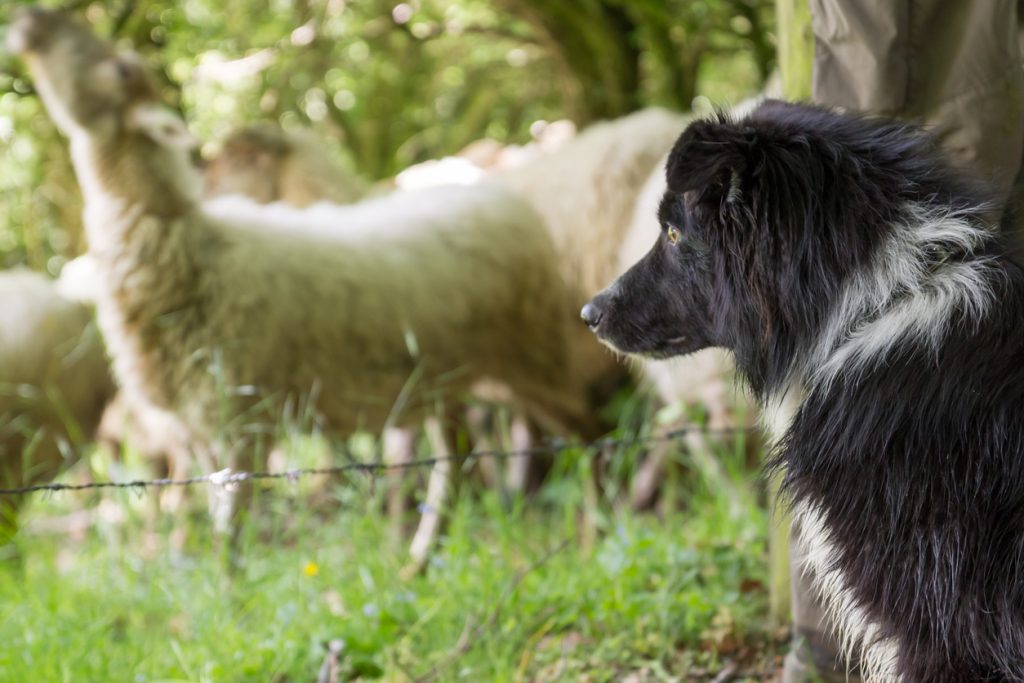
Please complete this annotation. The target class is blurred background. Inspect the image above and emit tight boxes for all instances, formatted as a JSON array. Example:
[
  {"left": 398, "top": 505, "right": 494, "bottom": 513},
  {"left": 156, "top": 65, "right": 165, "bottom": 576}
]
[
  {"left": 0, "top": 0, "right": 774, "bottom": 272},
  {"left": 0, "top": 2, "right": 790, "bottom": 681}
]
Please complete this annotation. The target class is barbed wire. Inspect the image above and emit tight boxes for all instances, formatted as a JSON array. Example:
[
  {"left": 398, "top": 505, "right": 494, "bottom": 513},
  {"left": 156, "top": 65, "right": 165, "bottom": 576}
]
[{"left": 0, "top": 426, "right": 753, "bottom": 497}]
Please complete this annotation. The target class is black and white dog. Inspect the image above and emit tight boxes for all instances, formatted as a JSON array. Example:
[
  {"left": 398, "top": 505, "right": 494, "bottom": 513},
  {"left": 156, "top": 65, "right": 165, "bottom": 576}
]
[{"left": 583, "top": 100, "right": 1024, "bottom": 682}]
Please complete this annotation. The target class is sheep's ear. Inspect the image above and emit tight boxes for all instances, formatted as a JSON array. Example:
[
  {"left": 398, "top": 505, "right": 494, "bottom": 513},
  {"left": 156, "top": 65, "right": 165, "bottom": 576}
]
[
  {"left": 127, "top": 103, "right": 199, "bottom": 150},
  {"left": 665, "top": 115, "right": 752, "bottom": 206}
]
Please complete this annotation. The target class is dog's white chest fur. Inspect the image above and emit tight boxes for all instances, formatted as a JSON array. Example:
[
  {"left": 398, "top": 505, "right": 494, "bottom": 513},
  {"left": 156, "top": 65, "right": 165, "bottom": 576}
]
[
  {"left": 764, "top": 383, "right": 901, "bottom": 682},
  {"left": 792, "top": 502, "right": 901, "bottom": 682}
]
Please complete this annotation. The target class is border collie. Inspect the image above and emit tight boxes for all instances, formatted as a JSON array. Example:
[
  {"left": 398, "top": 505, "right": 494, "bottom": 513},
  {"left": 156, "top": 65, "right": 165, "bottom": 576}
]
[{"left": 582, "top": 100, "right": 1024, "bottom": 682}]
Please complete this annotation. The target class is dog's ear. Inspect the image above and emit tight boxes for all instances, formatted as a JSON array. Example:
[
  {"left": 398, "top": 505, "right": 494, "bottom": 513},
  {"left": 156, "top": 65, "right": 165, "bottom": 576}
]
[{"left": 665, "top": 115, "right": 752, "bottom": 206}]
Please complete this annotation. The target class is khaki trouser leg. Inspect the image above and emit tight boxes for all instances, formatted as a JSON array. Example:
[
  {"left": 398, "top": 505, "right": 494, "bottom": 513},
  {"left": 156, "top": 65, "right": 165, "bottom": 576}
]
[{"left": 811, "top": 0, "right": 1024, "bottom": 203}]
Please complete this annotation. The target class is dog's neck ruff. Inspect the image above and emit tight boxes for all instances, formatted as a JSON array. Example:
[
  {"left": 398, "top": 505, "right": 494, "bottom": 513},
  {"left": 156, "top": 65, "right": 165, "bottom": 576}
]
[
  {"left": 785, "top": 203, "right": 996, "bottom": 404},
  {"left": 762, "top": 202, "right": 999, "bottom": 683}
]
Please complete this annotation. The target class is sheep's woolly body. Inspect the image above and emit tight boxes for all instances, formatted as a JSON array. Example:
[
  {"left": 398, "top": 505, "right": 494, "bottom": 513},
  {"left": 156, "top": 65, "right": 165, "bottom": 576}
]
[
  {"left": 499, "top": 108, "right": 690, "bottom": 302},
  {"left": 0, "top": 270, "right": 114, "bottom": 536},
  {"left": 78, "top": 130, "right": 584, "bottom": 441},
  {"left": 11, "top": 6, "right": 592, "bottom": 565},
  {"left": 0, "top": 271, "right": 113, "bottom": 452}
]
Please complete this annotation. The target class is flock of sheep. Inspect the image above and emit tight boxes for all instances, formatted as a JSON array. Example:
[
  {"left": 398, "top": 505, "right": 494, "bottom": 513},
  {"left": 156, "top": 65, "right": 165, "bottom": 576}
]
[{"left": 0, "top": 7, "right": 752, "bottom": 563}]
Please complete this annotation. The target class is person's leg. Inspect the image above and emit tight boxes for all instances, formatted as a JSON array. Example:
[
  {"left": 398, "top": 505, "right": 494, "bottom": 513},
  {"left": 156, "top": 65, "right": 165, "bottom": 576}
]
[{"left": 811, "top": 0, "right": 1024, "bottom": 202}]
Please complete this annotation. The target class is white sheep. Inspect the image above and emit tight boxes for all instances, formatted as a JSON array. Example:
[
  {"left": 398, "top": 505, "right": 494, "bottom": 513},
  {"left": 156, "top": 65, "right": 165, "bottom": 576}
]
[
  {"left": 10, "top": 9, "right": 594, "bottom": 554},
  {"left": 0, "top": 269, "right": 114, "bottom": 551},
  {"left": 203, "top": 124, "right": 369, "bottom": 207},
  {"left": 62, "top": 124, "right": 372, "bottom": 494},
  {"left": 58, "top": 246, "right": 198, "bottom": 520}
]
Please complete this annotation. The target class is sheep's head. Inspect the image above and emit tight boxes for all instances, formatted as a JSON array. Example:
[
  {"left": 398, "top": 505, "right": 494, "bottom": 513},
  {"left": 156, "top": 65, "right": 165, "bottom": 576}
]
[
  {"left": 204, "top": 125, "right": 292, "bottom": 202},
  {"left": 7, "top": 6, "right": 193, "bottom": 149}
]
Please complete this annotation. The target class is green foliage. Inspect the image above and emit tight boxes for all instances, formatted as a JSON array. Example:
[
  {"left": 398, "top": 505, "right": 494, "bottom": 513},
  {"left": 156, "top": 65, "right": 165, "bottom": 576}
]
[{"left": 0, "top": 0, "right": 773, "bottom": 273}]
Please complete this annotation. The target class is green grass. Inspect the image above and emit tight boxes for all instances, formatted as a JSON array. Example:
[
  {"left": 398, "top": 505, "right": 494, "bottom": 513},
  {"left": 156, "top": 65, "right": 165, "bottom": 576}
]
[{"left": 0, "top": 434, "right": 776, "bottom": 682}]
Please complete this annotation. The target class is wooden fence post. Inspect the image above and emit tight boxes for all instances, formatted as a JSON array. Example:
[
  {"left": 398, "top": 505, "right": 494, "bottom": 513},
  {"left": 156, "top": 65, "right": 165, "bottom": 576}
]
[
  {"left": 775, "top": 0, "right": 814, "bottom": 100},
  {"left": 769, "top": 0, "right": 813, "bottom": 628}
]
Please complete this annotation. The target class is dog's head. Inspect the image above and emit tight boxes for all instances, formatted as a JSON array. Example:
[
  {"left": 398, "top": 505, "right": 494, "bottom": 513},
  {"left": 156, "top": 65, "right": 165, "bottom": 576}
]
[{"left": 584, "top": 100, "right": 981, "bottom": 393}]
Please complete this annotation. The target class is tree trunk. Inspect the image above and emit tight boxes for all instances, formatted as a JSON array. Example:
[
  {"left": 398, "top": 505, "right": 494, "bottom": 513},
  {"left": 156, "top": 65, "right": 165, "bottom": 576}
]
[{"left": 502, "top": 0, "right": 642, "bottom": 122}]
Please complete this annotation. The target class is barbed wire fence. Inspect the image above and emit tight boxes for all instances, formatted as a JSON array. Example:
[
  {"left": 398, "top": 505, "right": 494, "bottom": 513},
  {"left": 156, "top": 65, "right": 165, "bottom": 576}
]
[
  {"left": 0, "top": 426, "right": 754, "bottom": 497},
  {"left": 1, "top": 424, "right": 766, "bottom": 682}
]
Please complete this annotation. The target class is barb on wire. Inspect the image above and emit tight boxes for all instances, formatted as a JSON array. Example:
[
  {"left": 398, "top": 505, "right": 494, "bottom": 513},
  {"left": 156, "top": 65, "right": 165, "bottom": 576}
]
[{"left": 0, "top": 426, "right": 753, "bottom": 497}]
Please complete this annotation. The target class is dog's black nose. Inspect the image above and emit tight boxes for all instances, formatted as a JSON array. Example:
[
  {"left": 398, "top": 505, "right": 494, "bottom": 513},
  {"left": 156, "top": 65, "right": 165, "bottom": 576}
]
[{"left": 580, "top": 302, "right": 603, "bottom": 329}]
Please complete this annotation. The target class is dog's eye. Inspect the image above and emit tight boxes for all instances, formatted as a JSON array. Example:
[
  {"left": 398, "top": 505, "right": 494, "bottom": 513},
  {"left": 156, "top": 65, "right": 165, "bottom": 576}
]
[{"left": 666, "top": 225, "right": 680, "bottom": 245}]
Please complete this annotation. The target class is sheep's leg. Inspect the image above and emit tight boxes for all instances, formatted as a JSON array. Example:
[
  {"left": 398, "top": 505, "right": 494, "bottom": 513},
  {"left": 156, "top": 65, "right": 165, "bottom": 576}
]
[
  {"left": 465, "top": 406, "right": 503, "bottom": 493},
  {"left": 631, "top": 420, "right": 697, "bottom": 511},
  {"left": 630, "top": 439, "right": 670, "bottom": 511},
  {"left": 631, "top": 423, "right": 734, "bottom": 513},
  {"left": 162, "top": 442, "right": 193, "bottom": 551},
  {"left": 225, "top": 433, "right": 273, "bottom": 570},
  {"left": 228, "top": 445, "right": 255, "bottom": 569},
  {"left": 382, "top": 427, "right": 415, "bottom": 540},
  {"left": 159, "top": 442, "right": 192, "bottom": 516},
  {"left": 504, "top": 413, "right": 534, "bottom": 494},
  {"left": 580, "top": 439, "right": 611, "bottom": 555},
  {"left": 196, "top": 442, "right": 227, "bottom": 532},
  {"left": 200, "top": 436, "right": 260, "bottom": 570},
  {"left": 403, "top": 414, "right": 462, "bottom": 578}
]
